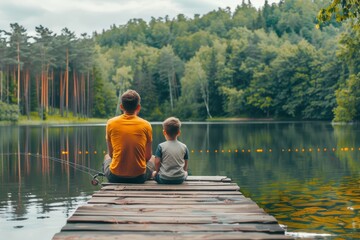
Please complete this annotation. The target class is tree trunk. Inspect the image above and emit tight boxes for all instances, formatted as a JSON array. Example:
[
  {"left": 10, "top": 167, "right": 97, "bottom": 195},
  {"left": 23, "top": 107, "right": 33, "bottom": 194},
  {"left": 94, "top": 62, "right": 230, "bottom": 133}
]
[
  {"left": 51, "top": 69, "right": 54, "bottom": 115},
  {"left": 24, "top": 69, "right": 29, "bottom": 119},
  {"left": 87, "top": 71, "right": 90, "bottom": 118},
  {"left": 198, "top": 73, "right": 212, "bottom": 119},
  {"left": 60, "top": 71, "right": 64, "bottom": 116},
  {"left": 13, "top": 68, "right": 16, "bottom": 103},
  {"left": 65, "top": 48, "right": 69, "bottom": 117},
  {"left": 36, "top": 75, "right": 40, "bottom": 114},
  {"left": 81, "top": 73, "right": 85, "bottom": 117},
  {"left": 41, "top": 70, "right": 44, "bottom": 119},
  {"left": 6, "top": 66, "right": 9, "bottom": 103},
  {"left": 0, "top": 71, "right": 3, "bottom": 102},
  {"left": 168, "top": 72, "right": 173, "bottom": 111},
  {"left": 73, "top": 71, "right": 77, "bottom": 117},
  {"left": 17, "top": 42, "right": 20, "bottom": 109}
]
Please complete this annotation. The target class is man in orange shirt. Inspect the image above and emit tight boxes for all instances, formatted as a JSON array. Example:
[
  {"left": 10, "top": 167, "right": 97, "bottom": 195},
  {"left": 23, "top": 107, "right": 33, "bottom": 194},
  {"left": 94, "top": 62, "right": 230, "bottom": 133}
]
[{"left": 103, "top": 89, "right": 155, "bottom": 183}]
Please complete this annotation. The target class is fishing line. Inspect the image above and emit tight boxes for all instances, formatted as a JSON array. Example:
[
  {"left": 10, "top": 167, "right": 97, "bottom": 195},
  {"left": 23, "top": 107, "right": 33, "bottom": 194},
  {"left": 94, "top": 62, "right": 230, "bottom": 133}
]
[{"left": 0, "top": 152, "right": 105, "bottom": 186}]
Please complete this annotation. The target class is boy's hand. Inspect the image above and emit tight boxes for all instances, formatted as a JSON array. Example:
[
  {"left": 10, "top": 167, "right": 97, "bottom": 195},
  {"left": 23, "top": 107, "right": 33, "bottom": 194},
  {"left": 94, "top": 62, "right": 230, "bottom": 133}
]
[{"left": 151, "top": 171, "right": 157, "bottom": 179}]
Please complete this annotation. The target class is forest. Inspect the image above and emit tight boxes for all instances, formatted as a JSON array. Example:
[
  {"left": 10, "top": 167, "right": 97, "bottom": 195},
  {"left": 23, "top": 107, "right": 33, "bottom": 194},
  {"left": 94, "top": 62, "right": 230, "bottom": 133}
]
[{"left": 0, "top": 0, "right": 359, "bottom": 122}]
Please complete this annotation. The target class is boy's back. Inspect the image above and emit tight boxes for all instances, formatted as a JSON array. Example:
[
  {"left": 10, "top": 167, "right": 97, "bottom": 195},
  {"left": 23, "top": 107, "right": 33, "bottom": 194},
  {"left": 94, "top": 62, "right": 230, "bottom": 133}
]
[
  {"left": 155, "top": 140, "right": 188, "bottom": 180},
  {"left": 153, "top": 117, "right": 189, "bottom": 184}
]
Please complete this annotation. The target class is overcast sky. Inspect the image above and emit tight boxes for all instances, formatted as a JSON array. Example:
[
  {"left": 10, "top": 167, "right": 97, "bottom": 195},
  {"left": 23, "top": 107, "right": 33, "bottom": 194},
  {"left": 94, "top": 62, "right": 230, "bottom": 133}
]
[{"left": 0, "top": 0, "right": 279, "bottom": 36}]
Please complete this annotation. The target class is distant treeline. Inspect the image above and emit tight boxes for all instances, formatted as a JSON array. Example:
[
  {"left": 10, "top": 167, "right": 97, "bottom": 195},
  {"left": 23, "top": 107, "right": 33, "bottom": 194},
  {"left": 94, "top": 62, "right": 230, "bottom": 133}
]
[{"left": 0, "top": 0, "right": 359, "bottom": 122}]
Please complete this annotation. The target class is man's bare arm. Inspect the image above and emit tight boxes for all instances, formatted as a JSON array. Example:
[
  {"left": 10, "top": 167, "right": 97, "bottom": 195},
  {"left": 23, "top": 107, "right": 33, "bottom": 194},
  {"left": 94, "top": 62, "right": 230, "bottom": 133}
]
[
  {"left": 145, "top": 141, "right": 152, "bottom": 161},
  {"left": 107, "top": 139, "right": 113, "bottom": 158}
]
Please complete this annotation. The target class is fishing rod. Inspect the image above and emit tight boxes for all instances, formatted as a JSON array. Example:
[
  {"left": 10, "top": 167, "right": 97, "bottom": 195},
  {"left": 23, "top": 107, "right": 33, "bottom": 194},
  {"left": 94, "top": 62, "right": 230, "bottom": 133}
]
[{"left": 0, "top": 152, "right": 105, "bottom": 186}]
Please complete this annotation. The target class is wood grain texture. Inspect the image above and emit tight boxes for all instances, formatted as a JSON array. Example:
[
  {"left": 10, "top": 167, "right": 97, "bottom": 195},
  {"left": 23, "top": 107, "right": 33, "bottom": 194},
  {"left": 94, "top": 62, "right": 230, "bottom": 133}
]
[{"left": 53, "top": 176, "right": 293, "bottom": 239}]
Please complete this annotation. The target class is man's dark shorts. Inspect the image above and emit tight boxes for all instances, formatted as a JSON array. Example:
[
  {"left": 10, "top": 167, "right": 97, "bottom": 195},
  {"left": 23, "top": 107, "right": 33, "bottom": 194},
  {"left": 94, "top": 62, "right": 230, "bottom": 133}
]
[{"left": 103, "top": 156, "right": 154, "bottom": 183}]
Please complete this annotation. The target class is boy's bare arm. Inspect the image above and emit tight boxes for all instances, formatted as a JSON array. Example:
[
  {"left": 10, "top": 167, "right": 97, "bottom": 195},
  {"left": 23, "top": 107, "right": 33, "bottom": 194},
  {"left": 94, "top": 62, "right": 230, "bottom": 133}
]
[
  {"left": 184, "top": 160, "right": 188, "bottom": 171},
  {"left": 151, "top": 157, "right": 161, "bottom": 178},
  {"left": 154, "top": 157, "right": 161, "bottom": 172}
]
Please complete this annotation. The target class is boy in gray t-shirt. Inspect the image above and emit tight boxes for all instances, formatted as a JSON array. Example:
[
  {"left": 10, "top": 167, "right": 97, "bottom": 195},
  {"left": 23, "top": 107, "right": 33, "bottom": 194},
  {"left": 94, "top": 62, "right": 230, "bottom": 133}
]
[{"left": 152, "top": 117, "right": 189, "bottom": 184}]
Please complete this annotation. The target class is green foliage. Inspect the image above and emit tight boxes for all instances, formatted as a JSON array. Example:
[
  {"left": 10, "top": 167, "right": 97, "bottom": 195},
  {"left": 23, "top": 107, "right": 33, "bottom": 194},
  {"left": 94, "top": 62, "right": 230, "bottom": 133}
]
[
  {"left": 338, "top": 26, "right": 360, "bottom": 74},
  {"left": 333, "top": 74, "right": 360, "bottom": 122},
  {"left": 173, "top": 31, "right": 214, "bottom": 60},
  {"left": 1, "top": 0, "right": 357, "bottom": 122},
  {"left": 220, "top": 86, "right": 246, "bottom": 116},
  {"left": 317, "top": 0, "right": 360, "bottom": 27},
  {"left": 246, "top": 66, "right": 274, "bottom": 117},
  {"left": 91, "top": 66, "right": 117, "bottom": 118},
  {"left": 0, "top": 101, "right": 19, "bottom": 121}
]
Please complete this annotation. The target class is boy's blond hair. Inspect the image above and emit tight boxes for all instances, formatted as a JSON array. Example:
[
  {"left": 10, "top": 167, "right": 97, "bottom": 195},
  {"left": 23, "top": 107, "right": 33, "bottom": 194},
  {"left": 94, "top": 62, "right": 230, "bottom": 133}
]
[{"left": 163, "top": 117, "right": 181, "bottom": 138}]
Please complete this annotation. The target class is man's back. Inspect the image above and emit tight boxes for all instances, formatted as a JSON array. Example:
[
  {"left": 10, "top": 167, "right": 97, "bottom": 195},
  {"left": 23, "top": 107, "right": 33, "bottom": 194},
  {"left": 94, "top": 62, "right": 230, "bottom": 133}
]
[{"left": 106, "top": 114, "right": 152, "bottom": 177}]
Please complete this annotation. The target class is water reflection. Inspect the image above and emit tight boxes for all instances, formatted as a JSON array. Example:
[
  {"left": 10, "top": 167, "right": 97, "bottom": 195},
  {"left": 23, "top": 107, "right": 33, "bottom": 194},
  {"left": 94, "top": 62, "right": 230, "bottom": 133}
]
[
  {"left": 0, "top": 125, "right": 106, "bottom": 240},
  {"left": 1, "top": 122, "right": 360, "bottom": 239}
]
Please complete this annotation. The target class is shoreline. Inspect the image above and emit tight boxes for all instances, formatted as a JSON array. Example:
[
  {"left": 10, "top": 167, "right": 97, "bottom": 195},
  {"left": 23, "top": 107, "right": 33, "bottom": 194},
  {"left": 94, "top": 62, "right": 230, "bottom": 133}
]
[{"left": 0, "top": 116, "right": 342, "bottom": 126}]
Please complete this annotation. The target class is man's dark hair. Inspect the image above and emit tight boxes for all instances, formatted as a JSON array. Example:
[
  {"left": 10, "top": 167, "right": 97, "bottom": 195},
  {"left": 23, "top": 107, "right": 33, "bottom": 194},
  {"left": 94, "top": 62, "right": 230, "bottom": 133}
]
[
  {"left": 121, "top": 90, "right": 141, "bottom": 113},
  {"left": 163, "top": 117, "right": 181, "bottom": 138}
]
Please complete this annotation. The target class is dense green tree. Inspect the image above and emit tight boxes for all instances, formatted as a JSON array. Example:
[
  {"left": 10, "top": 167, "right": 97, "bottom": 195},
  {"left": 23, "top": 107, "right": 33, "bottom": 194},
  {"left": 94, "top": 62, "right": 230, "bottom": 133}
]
[
  {"left": 333, "top": 73, "right": 360, "bottom": 122},
  {"left": 318, "top": 0, "right": 360, "bottom": 26},
  {"left": 203, "top": 7, "right": 232, "bottom": 37},
  {"left": 269, "top": 40, "right": 319, "bottom": 118},
  {"left": 206, "top": 46, "right": 224, "bottom": 117},
  {"left": 169, "top": 14, "right": 190, "bottom": 40},
  {"left": 147, "top": 17, "right": 171, "bottom": 48},
  {"left": 132, "top": 58, "right": 158, "bottom": 120},
  {"left": 91, "top": 66, "right": 116, "bottom": 118},
  {"left": 173, "top": 31, "right": 213, "bottom": 60},
  {"left": 233, "top": 1, "right": 258, "bottom": 30},
  {"left": 3, "top": 23, "right": 30, "bottom": 107},
  {"left": 338, "top": 26, "right": 360, "bottom": 74},
  {"left": 220, "top": 86, "right": 246, "bottom": 116},
  {"left": 157, "top": 45, "right": 184, "bottom": 111},
  {"left": 53, "top": 28, "right": 77, "bottom": 117},
  {"left": 32, "top": 25, "right": 56, "bottom": 118},
  {"left": 178, "top": 57, "right": 207, "bottom": 119},
  {"left": 0, "top": 0, "right": 356, "bottom": 122},
  {"left": 112, "top": 65, "right": 133, "bottom": 115},
  {"left": 247, "top": 64, "right": 274, "bottom": 117},
  {"left": 0, "top": 33, "right": 5, "bottom": 102}
]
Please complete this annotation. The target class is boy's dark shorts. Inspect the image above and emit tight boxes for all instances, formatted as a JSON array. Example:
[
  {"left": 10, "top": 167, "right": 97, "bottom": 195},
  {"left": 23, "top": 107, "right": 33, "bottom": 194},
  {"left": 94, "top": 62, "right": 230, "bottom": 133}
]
[{"left": 154, "top": 174, "right": 186, "bottom": 184}]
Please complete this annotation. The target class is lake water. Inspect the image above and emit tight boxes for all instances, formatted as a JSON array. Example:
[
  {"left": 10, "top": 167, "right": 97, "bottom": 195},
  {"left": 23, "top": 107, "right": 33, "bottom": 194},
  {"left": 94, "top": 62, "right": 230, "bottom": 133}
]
[{"left": 1, "top": 121, "right": 360, "bottom": 239}]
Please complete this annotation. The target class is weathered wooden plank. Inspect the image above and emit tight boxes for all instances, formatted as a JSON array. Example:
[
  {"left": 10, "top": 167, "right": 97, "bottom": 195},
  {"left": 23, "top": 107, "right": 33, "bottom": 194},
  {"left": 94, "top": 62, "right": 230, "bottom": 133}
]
[
  {"left": 74, "top": 209, "right": 265, "bottom": 216},
  {"left": 186, "top": 175, "right": 231, "bottom": 182},
  {"left": 93, "top": 192, "right": 243, "bottom": 198},
  {"left": 53, "top": 231, "right": 292, "bottom": 240},
  {"left": 61, "top": 223, "right": 285, "bottom": 234},
  {"left": 101, "top": 176, "right": 231, "bottom": 185},
  {"left": 103, "top": 181, "right": 236, "bottom": 186},
  {"left": 90, "top": 195, "right": 245, "bottom": 201},
  {"left": 93, "top": 190, "right": 243, "bottom": 196},
  {"left": 67, "top": 214, "right": 278, "bottom": 224},
  {"left": 76, "top": 204, "right": 265, "bottom": 214},
  {"left": 87, "top": 196, "right": 252, "bottom": 205},
  {"left": 78, "top": 204, "right": 262, "bottom": 210},
  {"left": 53, "top": 175, "right": 292, "bottom": 240},
  {"left": 100, "top": 183, "right": 238, "bottom": 191},
  {"left": 101, "top": 185, "right": 240, "bottom": 191}
]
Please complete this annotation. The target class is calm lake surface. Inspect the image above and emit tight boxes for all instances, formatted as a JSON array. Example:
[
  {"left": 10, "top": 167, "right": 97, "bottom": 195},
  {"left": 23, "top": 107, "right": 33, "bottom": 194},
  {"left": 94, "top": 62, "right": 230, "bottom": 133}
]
[{"left": 1, "top": 121, "right": 360, "bottom": 239}]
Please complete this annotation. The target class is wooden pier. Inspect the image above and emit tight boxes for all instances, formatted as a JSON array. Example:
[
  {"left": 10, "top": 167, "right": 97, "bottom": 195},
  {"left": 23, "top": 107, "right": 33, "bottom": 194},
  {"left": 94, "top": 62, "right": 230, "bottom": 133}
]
[{"left": 53, "top": 176, "right": 292, "bottom": 239}]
